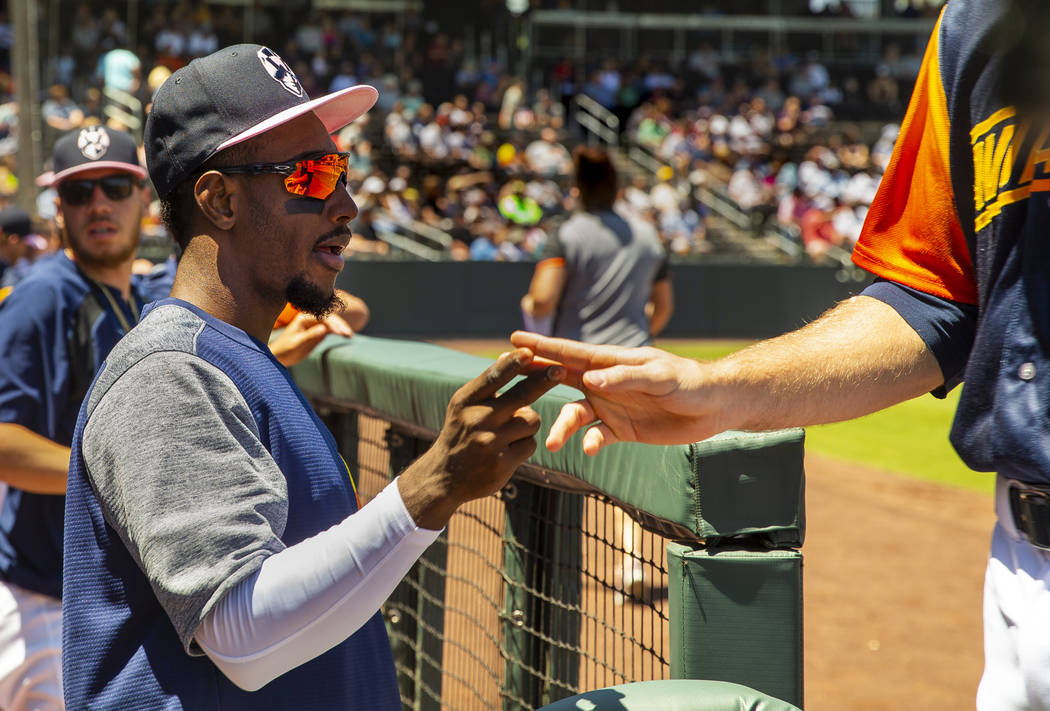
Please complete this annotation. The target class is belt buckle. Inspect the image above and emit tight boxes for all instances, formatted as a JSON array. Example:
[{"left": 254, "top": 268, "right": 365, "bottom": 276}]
[{"left": 1009, "top": 486, "right": 1050, "bottom": 550}]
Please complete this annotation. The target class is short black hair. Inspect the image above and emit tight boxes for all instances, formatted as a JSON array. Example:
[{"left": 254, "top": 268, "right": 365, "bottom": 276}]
[{"left": 573, "top": 146, "right": 618, "bottom": 212}]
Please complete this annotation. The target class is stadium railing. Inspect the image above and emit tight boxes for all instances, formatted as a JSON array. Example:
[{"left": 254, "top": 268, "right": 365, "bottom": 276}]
[
  {"left": 289, "top": 335, "right": 806, "bottom": 710},
  {"left": 574, "top": 94, "right": 620, "bottom": 146}
]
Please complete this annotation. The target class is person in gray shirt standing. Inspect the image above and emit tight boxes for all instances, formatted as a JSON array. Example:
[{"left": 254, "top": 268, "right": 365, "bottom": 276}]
[
  {"left": 520, "top": 146, "right": 673, "bottom": 605},
  {"left": 521, "top": 146, "right": 673, "bottom": 347}
]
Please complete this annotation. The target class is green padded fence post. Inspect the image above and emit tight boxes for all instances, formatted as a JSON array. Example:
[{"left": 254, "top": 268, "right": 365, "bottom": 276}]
[
  {"left": 384, "top": 426, "right": 448, "bottom": 711},
  {"left": 667, "top": 543, "right": 803, "bottom": 709}
]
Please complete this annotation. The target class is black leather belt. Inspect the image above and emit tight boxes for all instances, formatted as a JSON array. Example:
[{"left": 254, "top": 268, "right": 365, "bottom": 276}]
[{"left": 1009, "top": 483, "right": 1050, "bottom": 550}]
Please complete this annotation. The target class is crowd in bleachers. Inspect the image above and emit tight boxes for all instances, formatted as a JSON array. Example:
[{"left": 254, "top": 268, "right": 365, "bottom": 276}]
[{"left": 0, "top": 1, "right": 928, "bottom": 266}]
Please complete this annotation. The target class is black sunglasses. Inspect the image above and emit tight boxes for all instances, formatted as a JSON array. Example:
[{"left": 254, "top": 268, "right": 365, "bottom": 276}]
[{"left": 58, "top": 175, "right": 139, "bottom": 206}]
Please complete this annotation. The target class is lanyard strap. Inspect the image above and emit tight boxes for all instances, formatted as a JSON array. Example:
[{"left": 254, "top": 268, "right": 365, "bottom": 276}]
[{"left": 88, "top": 278, "right": 140, "bottom": 333}]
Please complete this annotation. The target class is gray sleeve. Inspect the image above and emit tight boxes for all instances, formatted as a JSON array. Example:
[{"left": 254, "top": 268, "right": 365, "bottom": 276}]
[{"left": 83, "top": 350, "right": 289, "bottom": 652}]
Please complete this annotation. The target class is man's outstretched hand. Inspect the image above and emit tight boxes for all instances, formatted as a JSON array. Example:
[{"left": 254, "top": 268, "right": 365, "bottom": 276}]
[
  {"left": 398, "top": 348, "right": 564, "bottom": 530},
  {"left": 509, "top": 332, "right": 722, "bottom": 455}
]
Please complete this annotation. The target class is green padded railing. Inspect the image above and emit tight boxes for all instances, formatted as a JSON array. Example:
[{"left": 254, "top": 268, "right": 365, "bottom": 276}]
[{"left": 289, "top": 334, "right": 806, "bottom": 709}]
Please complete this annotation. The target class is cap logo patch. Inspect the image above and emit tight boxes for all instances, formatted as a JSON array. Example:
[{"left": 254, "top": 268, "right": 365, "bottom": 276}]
[
  {"left": 257, "top": 47, "right": 303, "bottom": 98},
  {"left": 77, "top": 126, "right": 110, "bottom": 160}
]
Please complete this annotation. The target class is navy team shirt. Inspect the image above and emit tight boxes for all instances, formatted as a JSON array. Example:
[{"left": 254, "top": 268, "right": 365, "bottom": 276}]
[
  {"left": 63, "top": 299, "right": 400, "bottom": 709},
  {"left": 0, "top": 251, "right": 140, "bottom": 598}
]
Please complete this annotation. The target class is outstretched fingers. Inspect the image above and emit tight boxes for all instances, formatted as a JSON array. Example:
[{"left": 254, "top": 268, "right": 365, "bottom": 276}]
[
  {"left": 510, "top": 332, "right": 637, "bottom": 372},
  {"left": 582, "top": 422, "right": 619, "bottom": 456},
  {"left": 545, "top": 399, "right": 598, "bottom": 452},
  {"left": 580, "top": 361, "right": 674, "bottom": 395},
  {"left": 492, "top": 363, "right": 565, "bottom": 415},
  {"left": 460, "top": 348, "right": 536, "bottom": 403}
]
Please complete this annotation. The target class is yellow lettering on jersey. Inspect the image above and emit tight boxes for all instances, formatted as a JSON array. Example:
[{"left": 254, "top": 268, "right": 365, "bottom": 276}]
[
  {"left": 993, "top": 123, "right": 1018, "bottom": 190},
  {"left": 974, "top": 112, "right": 1050, "bottom": 232},
  {"left": 1019, "top": 130, "right": 1050, "bottom": 185},
  {"left": 970, "top": 106, "right": 1015, "bottom": 144},
  {"left": 973, "top": 136, "right": 988, "bottom": 211}
]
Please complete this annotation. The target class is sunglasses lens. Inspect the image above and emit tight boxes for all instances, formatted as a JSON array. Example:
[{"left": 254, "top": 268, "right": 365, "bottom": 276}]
[
  {"left": 58, "top": 180, "right": 95, "bottom": 206},
  {"left": 283, "top": 154, "right": 348, "bottom": 200},
  {"left": 58, "top": 176, "right": 136, "bottom": 205},
  {"left": 100, "top": 176, "right": 135, "bottom": 201}
]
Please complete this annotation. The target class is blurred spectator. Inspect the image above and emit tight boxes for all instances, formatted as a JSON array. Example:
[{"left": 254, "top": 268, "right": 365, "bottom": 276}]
[
  {"left": 71, "top": 3, "right": 101, "bottom": 64},
  {"left": 498, "top": 78, "right": 525, "bottom": 130},
  {"left": 4, "top": 5, "right": 922, "bottom": 267},
  {"left": 329, "top": 61, "right": 359, "bottom": 93},
  {"left": 0, "top": 100, "right": 16, "bottom": 158},
  {"left": 687, "top": 42, "right": 721, "bottom": 83},
  {"left": 524, "top": 127, "right": 571, "bottom": 176},
  {"left": 0, "top": 11, "right": 11, "bottom": 66},
  {"left": 98, "top": 7, "right": 127, "bottom": 52},
  {"left": 187, "top": 23, "right": 219, "bottom": 59},
  {"left": 498, "top": 181, "right": 543, "bottom": 226},
  {"left": 42, "top": 85, "right": 84, "bottom": 140},
  {"left": 0, "top": 207, "right": 49, "bottom": 289},
  {"left": 99, "top": 47, "right": 142, "bottom": 95},
  {"left": 867, "top": 64, "right": 901, "bottom": 118}
]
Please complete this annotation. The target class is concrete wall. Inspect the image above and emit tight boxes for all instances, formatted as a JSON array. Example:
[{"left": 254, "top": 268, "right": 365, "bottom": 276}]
[{"left": 337, "top": 260, "right": 872, "bottom": 339}]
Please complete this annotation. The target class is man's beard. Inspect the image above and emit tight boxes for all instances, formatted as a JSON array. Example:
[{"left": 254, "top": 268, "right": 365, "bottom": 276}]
[
  {"left": 67, "top": 235, "right": 138, "bottom": 270},
  {"left": 286, "top": 273, "right": 340, "bottom": 319}
]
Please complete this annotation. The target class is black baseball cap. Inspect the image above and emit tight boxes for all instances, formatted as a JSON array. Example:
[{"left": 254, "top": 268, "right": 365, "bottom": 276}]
[
  {"left": 145, "top": 44, "right": 378, "bottom": 199},
  {"left": 36, "top": 125, "right": 147, "bottom": 187}
]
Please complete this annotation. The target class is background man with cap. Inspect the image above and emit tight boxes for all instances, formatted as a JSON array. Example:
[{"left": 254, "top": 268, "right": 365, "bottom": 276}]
[
  {"left": 0, "top": 124, "right": 149, "bottom": 710},
  {"left": 0, "top": 206, "right": 48, "bottom": 291},
  {"left": 62, "top": 44, "right": 562, "bottom": 710}
]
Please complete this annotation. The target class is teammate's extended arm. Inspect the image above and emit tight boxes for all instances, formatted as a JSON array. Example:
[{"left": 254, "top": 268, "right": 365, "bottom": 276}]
[
  {"left": 0, "top": 423, "right": 69, "bottom": 494},
  {"left": 511, "top": 294, "right": 943, "bottom": 454}
]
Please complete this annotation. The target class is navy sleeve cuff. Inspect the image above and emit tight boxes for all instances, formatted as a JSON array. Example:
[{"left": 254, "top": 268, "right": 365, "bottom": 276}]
[{"left": 861, "top": 279, "right": 977, "bottom": 397}]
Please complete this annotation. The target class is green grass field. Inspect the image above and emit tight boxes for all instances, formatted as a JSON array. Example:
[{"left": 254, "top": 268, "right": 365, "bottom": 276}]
[{"left": 467, "top": 339, "right": 991, "bottom": 494}]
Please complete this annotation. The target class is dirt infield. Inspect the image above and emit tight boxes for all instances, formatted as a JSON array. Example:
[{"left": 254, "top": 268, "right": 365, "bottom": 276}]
[
  {"left": 430, "top": 339, "right": 996, "bottom": 709},
  {"left": 803, "top": 452, "right": 993, "bottom": 710}
]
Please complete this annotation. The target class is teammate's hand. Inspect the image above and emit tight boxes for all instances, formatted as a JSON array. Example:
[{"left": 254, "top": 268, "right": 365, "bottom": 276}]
[
  {"left": 398, "top": 348, "right": 564, "bottom": 530},
  {"left": 509, "top": 331, "right": 721, "bottom": 455},
  {"left": 270, "top": 312, "right": 355, "bottom": 367}
]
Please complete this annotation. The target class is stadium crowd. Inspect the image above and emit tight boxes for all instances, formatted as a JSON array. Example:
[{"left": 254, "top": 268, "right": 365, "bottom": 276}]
[{"left": 0, "top": 1, "right": 922, "bottom": 273}]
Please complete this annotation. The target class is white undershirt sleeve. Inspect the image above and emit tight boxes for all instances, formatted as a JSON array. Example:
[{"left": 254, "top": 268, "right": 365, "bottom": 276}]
[{"left": 194, "top": 478, "right": 440, "bottom": 691}]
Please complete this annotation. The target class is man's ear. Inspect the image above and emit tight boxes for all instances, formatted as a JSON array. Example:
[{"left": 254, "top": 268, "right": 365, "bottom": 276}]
[{"left": 194, "top": 171, "right": 238, "bottom": 231}]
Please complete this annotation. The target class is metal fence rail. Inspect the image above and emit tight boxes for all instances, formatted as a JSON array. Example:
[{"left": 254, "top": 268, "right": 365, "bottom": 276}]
[
  {"left": 291, "top": 335, "right": 805, "bottom": 708},
  {"left": 316, "top": 402, "right": 673, "bottom": 710}
]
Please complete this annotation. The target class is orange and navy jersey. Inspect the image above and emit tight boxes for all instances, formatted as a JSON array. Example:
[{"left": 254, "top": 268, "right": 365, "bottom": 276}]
[
  {"left": 854, "top": 0, "right": 1050, "bottom": 479},
  {"left": 851, "top": 7, "right": 976, "bottom": 305}
]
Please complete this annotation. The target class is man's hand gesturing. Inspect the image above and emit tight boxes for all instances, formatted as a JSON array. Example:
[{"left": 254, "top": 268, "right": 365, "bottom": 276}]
[{"left": 398, "top": 348, "right": 564, "bottom": 530}]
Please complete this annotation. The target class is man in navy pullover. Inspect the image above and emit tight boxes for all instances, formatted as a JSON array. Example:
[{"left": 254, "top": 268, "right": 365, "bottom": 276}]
[{"left": 0, "top": 125, "right": 150, "bottom": 709}]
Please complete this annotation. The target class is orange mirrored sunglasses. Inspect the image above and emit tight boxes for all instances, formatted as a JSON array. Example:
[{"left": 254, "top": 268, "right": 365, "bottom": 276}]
[{"left": 216, "top": 152, "right": 350, "bottom": 200}]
